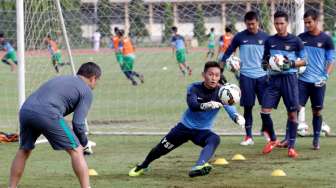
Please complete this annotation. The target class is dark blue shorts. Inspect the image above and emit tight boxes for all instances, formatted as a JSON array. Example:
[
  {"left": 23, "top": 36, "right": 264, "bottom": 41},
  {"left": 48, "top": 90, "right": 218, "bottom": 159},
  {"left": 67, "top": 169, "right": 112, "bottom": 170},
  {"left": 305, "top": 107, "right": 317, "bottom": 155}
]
[
  {"left": 239, "top": 74, "right": 268, "bottom": 107},
  {"left": 262, "top": 74, "right": 299, "bottom": 112},
  {"left": 161, "top": 123, "right": 220, "bottom": 149},
  {"left": 19, "top": 109, "right": 80, "bottom": 150},
  {"left": 298, "top": 80, "right": 326, "bottom": 110}
]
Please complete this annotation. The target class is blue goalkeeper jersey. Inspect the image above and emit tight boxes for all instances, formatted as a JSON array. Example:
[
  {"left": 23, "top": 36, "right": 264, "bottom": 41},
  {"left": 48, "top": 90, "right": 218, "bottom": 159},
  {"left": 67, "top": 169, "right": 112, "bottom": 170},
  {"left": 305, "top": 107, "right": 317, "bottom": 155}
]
[
  {"left": 298, "top": 31, "right": 335, "bottom": 83},
  {"left": 263, "top": 33, "right": 305, "bottom": 75},
  {"left": 222, "top": 30, "right": 268, "bottom": 78},
  {"left": 1, "top": 41, "right": 15, "bottom": 53},
  {"left": 180, "top": 82, "right": 237, "bottom": 130},
  {"left": 171, "top": 34, "right": 186, "bottom": 50}
]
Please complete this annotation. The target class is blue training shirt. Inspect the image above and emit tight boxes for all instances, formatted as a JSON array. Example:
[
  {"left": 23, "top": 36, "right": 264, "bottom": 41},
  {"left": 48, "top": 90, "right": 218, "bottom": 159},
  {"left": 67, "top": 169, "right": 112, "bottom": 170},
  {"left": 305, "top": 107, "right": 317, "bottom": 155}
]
[
  {"left": 298, "top": 31, "right": 335, "bottom": 83},
  {"left": 263, "top": 33, "right": 305, "bottom": 75},
  {"left": 21, "top": 75, "right": 93, "bottom": 146},
  {"left": 181, "top": 82, "right": 237, "bottom": 130},
  {"left": 222, "top": 30, "right": 268, "bottom": 78},
  {"left": 1, "top": 41, "right": 15, "bottom": 53},
  {"left": 171, "top": 34, "right": 185, "bottom": 50}
]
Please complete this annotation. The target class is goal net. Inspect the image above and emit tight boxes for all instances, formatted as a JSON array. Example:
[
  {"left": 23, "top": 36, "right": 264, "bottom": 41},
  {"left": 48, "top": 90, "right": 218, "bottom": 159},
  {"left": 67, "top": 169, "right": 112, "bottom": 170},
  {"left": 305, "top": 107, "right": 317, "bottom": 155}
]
[{"left": 1, "top": 0, "right": 335, "bottom": 136}]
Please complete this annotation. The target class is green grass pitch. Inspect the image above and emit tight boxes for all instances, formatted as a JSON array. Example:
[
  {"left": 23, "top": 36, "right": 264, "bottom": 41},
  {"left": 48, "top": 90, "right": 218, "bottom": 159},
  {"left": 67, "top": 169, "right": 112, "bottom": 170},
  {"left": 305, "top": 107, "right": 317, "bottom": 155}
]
[
  {"left": 0, "top": 48, "right": 335, "bottom": 135},
  {"left": 1, "top": 135, "right": 336, "bottom": 187},
  {"left": 0, "top": 48, "right": 336, "bottom": 187}
]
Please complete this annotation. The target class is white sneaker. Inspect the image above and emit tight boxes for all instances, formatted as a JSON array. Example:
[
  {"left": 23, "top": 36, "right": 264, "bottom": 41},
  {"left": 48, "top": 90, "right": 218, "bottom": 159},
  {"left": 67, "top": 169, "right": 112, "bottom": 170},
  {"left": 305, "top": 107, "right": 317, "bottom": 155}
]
[
  {"left": 321, "top": 121, "right": 330, "bottom": 136},
  {"left": 240, "top": 136, "right": 254, "bottom": 146}
]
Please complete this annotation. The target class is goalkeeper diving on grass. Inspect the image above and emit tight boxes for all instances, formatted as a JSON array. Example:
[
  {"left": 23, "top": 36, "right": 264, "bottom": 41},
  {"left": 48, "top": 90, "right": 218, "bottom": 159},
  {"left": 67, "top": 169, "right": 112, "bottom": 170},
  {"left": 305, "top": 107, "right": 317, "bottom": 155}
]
[
  {"left": 8, "top": 62, "right": 101, "bottom": 188},
  {"left": 129, "top": 61, "right": 245, "bottom": 178}
]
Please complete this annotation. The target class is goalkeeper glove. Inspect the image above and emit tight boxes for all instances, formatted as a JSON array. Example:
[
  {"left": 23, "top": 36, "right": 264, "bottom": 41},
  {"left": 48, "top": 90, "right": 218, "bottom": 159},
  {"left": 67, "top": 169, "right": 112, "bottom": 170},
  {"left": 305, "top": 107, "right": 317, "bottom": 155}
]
[
  {"left": 83, "top": 142, "right": 93, "bottom": 155},
  {"left": 200, "top": 101, "right": 223, "bottom": 110},
  {"left": 282, "top": 56, "right": 296, "bottom": 71},
  {"left": 234, "top": 113, "right": 245, "bottom": 129}
]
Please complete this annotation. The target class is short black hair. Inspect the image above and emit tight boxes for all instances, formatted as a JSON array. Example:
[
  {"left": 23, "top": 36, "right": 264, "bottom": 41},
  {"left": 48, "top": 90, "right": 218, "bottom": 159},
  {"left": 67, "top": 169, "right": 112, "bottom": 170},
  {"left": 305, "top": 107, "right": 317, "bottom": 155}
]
[
  {"left": 225, "top": 26, "right": 232, "bottom": 33},
  {"left": 0, "top": 32, "right": 4, "bottom": 38},
  {"left": 244, "top": 11, "right": 259, "bottom": 21},
  {"left": 210, "top": 27, "right": 214, "bottom": 32},
  {"left": 114, "top": 27, "right": 119, "bottom": 33},
  {"left": 203, "top": 61, "right": 221, "bottom": 72},
  {"left": 77, "top": 62, "right": 101, "bottom": 79},
  {"left": 117, "top": 29, "right": 125, "bottom": 37},
  {"left": 274, "top": 10, "right": 288, "bottom": 22},
  {"left": 171, "top": 26, "right": 177, "bottom": 32},
  {"left": 304, "top": 9, "right": 319, "bottom": 20}
]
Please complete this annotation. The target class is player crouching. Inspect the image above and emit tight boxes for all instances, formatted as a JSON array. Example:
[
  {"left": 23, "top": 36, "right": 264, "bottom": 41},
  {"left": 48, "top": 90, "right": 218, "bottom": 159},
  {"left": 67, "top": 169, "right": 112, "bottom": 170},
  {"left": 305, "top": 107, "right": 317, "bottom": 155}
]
[{"left": 129, "top": 61, "right": 244, "bottom": 178}]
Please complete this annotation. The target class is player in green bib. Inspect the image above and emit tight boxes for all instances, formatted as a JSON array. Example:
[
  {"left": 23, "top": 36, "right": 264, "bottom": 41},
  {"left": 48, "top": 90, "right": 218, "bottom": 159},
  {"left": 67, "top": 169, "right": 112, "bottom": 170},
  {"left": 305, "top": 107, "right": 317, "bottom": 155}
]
[
  {"left": 206, "top": 28, "right": 216, "bottom": 60},
  {"left": 0, "top": 33, "right": 17, "bottom": 72},
  {"left": 171, "top": 26, "right": 192, "bottom": 76}
]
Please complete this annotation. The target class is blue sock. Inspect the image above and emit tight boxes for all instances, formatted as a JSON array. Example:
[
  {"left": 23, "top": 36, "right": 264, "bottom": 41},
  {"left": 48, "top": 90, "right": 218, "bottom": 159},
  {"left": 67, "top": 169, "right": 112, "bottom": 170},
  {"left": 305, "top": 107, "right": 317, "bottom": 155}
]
[
  {"left": 260, "top": 113, "right": 276, "bottom": 141},
  {"left": 244, "top": 106, "right": 253, "bottom": 137},
  {"left": 284, "top": 122, "right": 289, "bottom": 141},
  {"left": 312, "top": 115, "right": 322, "bottom": 142},
  {"left": 287, "top": 120, "right": 298, "bottom": 149},
  {"left": 196, "top": 134, "right": 220, "bottom": 166}
]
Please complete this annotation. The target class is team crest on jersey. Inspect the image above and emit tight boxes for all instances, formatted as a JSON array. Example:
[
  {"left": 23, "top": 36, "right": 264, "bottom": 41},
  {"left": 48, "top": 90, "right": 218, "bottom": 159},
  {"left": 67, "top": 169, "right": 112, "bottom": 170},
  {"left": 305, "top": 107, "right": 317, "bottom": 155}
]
[
  {"left": 317, "top": 42, "right": 323, "bottom": 47},
  {"left": 285, "top": 45, "right": 291, "bottom": 50},
  {"left": 258, "top": 40, "right": 263, "bottom": 44}
]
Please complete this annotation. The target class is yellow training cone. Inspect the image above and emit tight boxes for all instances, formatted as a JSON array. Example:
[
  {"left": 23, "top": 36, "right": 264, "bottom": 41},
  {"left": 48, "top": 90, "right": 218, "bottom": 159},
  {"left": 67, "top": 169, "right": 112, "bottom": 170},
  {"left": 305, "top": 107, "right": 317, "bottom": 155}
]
[
  {"left": 89, "top": 169, "right": 98, "bottom": 176},
  {"left": 271, "top": 169, "right": 286, "bottom": 177},
  {"left": 213, "top": 158, "right": 229, "bottom": 165},
  {"left": 231, "top": 154, "right": 246, "bottom": 161}
]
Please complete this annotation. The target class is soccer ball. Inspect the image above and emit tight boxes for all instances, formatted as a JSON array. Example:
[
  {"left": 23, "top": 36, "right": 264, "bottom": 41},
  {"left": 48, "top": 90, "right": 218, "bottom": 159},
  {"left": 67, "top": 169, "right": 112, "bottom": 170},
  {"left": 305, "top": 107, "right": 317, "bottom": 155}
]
[
  {"left": 225, "top": 55, "right": 240, "bottom": 72},
  {"left": 218, "top": 83, "right": 241, "bottom": 105},
  {"left": 269, "top": 54, "right": 285, "bottom": 72},
  {"left": 321, "top": 121, "right": 330, "bottom": 136},
  {"left": 297, "top": 123, "right": 309, "bottom": 137}
]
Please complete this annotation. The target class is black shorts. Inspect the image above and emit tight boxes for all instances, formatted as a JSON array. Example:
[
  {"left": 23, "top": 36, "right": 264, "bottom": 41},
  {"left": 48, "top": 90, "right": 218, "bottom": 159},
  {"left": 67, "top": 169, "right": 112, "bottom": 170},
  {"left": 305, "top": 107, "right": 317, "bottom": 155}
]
[{"left": 19, "top": 109, "right": 80, "bottom": 150}]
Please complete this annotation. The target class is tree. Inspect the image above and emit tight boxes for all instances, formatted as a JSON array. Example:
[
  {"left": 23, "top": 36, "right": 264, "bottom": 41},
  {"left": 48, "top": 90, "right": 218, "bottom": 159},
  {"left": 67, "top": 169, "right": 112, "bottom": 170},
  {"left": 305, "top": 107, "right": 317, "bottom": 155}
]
[
  {"left": 193, "top": 5, "right": 206, "bottom": 45},
  {"left": 62, "top": 0, "right": 83, "bottom": 47},
  {"left": 0, "top": 1, "right": 16, "bottom": 43},
  {"left": 324, "top": 0, "right": 336, "bottom": 33},
  {"left": 128, "top": 0, "right": 149, "bottom": 43},
  {"left": 97, "top": 0, "right": 113, "bottom": 37},
  {"left": 162, "top": 3, "right": 174, "bottom": 43},
  {"left": 260, "top": 0, "right": 271, "bottom": 33}
]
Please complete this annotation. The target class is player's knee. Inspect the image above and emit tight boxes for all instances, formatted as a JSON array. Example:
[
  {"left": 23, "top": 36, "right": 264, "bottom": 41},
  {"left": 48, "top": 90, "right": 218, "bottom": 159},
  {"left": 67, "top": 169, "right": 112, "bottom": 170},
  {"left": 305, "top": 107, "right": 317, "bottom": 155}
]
[
  {"left": 287, "top": 112, "right": 297, "bottom": 122},
  {"left": 2, "top": 59, "right": 9, "bottom": 64},
  {"left": 66, "top": 146, "right": 83, "bottom": 156},
  {"left": 207, "top": 134, "right": 221, "bottom": 147},
  {"left": 261, "top": 108, "right": 272, "bottom": 114},
  {"left": 312, "top": 108, "right": 322, "bottom": 116},
  {"left": 17, "top": 149, "right": 32, "bottom": 160}
]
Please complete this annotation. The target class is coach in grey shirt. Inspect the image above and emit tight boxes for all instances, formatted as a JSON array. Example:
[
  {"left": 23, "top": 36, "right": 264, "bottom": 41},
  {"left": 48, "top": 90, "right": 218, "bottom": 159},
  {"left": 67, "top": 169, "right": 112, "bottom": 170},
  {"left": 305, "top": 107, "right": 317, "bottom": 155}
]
[{"left": 9, "top": 62, "right": 101, "bottom": 188}]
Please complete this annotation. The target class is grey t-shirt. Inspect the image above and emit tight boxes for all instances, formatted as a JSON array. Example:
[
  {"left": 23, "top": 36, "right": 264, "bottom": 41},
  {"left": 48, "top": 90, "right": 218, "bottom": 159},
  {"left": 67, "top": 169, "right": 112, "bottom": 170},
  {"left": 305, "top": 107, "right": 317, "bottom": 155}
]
[{"left": 21, "top": 75, "right": 93, "bottom": 145}]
